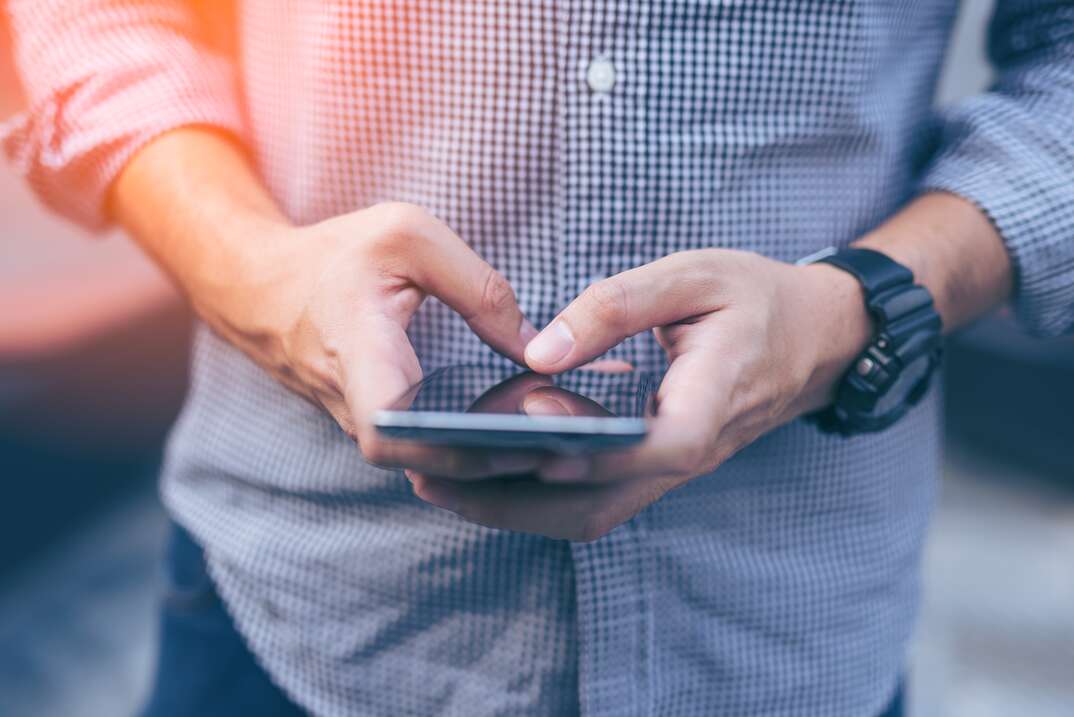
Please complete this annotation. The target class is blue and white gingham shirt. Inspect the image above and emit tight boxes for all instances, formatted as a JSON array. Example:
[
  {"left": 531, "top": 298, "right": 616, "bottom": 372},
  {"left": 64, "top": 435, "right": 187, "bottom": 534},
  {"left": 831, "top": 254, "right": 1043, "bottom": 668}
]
[{"left": 6, "top": 1, "right": 1074, "bottom": 715}]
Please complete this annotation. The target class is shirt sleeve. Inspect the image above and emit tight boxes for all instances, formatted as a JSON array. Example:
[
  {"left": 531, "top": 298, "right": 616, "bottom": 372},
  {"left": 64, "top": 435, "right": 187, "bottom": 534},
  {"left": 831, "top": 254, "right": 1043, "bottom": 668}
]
[
  {"left": 920, "top": 0, "right": 1074, "bottom": 338},
  {"left": 1, "top": 0, "right": 246, "bottom": 231}
]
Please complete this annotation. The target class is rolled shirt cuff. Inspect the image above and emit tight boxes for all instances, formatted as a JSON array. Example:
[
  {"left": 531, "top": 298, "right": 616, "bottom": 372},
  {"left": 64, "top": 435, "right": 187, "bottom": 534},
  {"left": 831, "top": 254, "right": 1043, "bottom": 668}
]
[
  {"left": 920, "top": 119, "right": 1074, "bottom": 338},
  {"left": 2, "top": 52, "right": 246, "bottom": 232}
]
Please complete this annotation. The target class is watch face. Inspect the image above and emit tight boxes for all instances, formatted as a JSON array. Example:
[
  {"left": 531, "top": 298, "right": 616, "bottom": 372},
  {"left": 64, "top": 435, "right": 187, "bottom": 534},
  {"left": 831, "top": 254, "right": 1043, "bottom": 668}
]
[{"left": 873, "top": 353, "right": 933, "bottom": 417}]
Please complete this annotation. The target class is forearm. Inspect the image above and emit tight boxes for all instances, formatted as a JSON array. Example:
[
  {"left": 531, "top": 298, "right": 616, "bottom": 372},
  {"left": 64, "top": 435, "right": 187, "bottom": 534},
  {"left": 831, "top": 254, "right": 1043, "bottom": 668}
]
[
  {"left": 800, "top": 191, "right": 1013, "bottom": 411},
  {"left": 106, "top": 128, "right": 298, "bottom": 351},
  {"left": 856, "top": 191, "right": 1013, "bottom": 332},
  {"left": 105, "top": 126, "right": 535, "bottom": 461}
]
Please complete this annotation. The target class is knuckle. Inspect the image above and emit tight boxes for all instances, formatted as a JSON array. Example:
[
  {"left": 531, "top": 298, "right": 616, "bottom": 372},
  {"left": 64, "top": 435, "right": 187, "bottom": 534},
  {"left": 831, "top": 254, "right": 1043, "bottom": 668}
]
[
  {"left": 479, "top": 267, "right": 516, "bottom": 316},
  {"left": 582, "top": 279, "right": 629, "bottom": 331},
  {"left": 375, "top": 201, "right": 427, "bottom": 228},
  {"left": 369, "top": 202, "right": 428, "bottom": 246}
]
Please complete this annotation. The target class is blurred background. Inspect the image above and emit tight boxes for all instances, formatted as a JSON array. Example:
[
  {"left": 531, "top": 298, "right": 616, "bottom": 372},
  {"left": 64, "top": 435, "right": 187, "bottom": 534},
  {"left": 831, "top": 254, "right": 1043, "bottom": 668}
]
[{"left": 1, "top": 2, "right": 1072, "bottom": 716}]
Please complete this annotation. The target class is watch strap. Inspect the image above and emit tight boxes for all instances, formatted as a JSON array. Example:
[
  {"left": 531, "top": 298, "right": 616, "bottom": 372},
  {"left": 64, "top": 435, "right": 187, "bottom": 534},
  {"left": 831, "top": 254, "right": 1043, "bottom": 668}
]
[
  {"left": 817, "top": 247, "right": 913, "bottom": 295},
  {"left": 818, "top": 247, "right": 942, "bottom": 346}
]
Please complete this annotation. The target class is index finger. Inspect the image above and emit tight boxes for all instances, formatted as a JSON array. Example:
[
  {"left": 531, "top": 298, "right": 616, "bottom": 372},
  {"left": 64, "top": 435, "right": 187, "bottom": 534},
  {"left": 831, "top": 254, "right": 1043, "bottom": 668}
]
[{"left": 381, "top": 204, "right": 537, "bottom": 364}]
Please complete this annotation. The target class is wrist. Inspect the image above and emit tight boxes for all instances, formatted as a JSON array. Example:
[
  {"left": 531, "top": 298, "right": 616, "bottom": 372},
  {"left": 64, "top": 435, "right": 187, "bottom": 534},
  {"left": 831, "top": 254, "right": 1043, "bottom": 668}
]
[
  {"left": 109, "top": 127, "right": 305, "bottom": 345},
  {"left": 794, "top": 262, "right": 875, "bottom": 412},
  {"left": 189, "top": 218, "right": 309, "bottom": 348},
  {"left": 853, "top": 192, "right": 1012, "bottom": 332}
]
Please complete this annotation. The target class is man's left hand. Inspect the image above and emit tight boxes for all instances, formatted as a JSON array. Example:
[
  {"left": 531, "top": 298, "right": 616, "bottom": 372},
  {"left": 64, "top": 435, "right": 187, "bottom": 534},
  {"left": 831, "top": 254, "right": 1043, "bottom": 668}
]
[{"left": 409, "top": 248, "right": 873, "bottom": 541}]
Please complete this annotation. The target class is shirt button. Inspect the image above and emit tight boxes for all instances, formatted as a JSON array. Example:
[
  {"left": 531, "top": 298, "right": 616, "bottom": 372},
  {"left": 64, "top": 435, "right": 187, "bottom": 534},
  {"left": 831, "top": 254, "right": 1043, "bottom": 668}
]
[{"left": 585, "top": 57, "right": 617, "bottom": 94}]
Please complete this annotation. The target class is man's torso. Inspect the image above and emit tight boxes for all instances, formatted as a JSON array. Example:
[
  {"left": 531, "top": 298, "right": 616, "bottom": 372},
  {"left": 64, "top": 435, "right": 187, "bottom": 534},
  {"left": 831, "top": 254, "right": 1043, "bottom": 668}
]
[{"left": 163, "top": 3, "right": 955, "bottom": 714}]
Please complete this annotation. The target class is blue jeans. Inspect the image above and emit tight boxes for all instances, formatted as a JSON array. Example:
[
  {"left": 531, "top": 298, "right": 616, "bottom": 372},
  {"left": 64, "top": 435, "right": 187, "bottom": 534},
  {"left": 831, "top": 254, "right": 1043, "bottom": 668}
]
[
  {"left": 138, "top": 525, "right": 305, "bottom": 717},
  {"left": 140, "top": 525, "right": 905, "bottom": 716}
]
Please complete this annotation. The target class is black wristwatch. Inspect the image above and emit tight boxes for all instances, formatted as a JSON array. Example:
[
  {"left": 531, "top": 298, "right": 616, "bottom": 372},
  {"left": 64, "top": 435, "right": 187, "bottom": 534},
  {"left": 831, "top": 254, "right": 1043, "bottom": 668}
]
[{"left": 797, "top": 247, "right": 943, "bottom": 436}]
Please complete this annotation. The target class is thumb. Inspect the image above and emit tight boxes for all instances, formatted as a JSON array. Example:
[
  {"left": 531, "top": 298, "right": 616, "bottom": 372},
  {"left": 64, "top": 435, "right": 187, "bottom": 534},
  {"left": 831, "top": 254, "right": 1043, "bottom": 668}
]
[{"left": 524, "top": 254, "right": 713, "bottom": 373}]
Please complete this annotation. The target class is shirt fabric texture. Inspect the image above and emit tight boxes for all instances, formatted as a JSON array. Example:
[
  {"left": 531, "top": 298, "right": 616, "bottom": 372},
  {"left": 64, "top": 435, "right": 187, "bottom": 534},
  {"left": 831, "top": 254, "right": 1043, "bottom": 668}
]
[{"left": 6, "top": 2, "right": 1074, "bottom": 715}]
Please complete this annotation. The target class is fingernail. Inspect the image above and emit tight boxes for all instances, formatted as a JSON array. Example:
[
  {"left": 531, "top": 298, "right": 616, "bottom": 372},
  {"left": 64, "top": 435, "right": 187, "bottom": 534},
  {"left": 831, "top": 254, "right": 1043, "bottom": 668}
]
[
  {"left": 525, "top": 321, "right": 575, "bottom": 366},
  {"left": 489, "top": 453, "right": 540, "bottom": 474},
  {"left": 519, "top": 319, "right": 540, "bottom": 344},
  {"left": 540, "top": 456, "right": 591, "bottom": 482}
]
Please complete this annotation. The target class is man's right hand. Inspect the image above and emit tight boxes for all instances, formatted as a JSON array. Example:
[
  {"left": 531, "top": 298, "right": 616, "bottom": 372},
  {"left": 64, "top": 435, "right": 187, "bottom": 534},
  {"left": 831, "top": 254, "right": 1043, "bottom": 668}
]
[{"left": 109, "top": 129, "right": 542, "bottom": 479}]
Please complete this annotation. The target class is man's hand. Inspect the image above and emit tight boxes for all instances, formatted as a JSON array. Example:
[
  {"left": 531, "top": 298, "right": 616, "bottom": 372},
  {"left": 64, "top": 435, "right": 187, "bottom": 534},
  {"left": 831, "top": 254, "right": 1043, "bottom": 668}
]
[
  {"left": 409, "top": 248, "right": 876, "bottom": 541},
  {"left": 246, "top": 202, "right": 545, "bottom": 476},
  {"left": 410, "top": 192, "right": 1012, "bottom": 541},
  {"left": 109, "top": 129, "right": 544, "bottom": 479},
  {"left": 110, "top": 131, "right": 1010, "bottom": 538}
]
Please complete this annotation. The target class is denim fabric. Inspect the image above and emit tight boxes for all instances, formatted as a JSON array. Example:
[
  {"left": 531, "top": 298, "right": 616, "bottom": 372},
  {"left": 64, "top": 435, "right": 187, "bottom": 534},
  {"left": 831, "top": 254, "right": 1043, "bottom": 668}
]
[{"left": 139, "top": 526, "right": 304, "bottom": 717}]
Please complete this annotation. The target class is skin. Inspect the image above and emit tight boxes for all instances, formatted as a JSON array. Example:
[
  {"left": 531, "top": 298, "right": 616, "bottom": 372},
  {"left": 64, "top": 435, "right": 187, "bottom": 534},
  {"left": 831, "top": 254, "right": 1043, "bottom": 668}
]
[
  {"left": 110, "top": 128, "right": 1012, "bottom": 542},
  {"left": 110, "top": 129, "right": 544, "bottom": 479}
]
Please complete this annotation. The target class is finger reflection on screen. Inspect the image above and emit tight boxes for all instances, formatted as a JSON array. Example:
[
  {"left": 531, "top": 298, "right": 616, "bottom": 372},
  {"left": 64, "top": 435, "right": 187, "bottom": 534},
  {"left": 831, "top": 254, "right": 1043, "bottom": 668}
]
[
  {"left": 467, "top": 371, "right": 553, "bottom": 414},
  {"left": 395, "top": 364, "right": 661, "bottom": 419},
  {"left": 521, "top": 386, "right": 612, "bottom": 418}
]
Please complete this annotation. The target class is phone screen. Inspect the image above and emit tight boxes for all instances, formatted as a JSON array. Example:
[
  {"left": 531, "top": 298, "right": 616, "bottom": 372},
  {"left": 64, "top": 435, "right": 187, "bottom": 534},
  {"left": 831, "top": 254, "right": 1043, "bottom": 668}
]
[{"left": 390, "top": 364, "right": 661, "bottom": 420}]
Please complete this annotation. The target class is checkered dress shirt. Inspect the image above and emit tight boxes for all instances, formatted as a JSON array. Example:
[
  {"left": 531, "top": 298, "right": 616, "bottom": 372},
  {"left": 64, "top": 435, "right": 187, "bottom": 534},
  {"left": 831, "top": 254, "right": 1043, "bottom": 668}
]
[{"left": 6, "top": 1, "right": 1074, "bottom": 715}]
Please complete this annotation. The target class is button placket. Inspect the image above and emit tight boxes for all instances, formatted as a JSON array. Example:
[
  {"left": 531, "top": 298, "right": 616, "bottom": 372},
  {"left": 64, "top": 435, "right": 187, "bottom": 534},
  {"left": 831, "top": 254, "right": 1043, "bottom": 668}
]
[{"left": 562, "top": 10, "right": 655, "bottom": 717}]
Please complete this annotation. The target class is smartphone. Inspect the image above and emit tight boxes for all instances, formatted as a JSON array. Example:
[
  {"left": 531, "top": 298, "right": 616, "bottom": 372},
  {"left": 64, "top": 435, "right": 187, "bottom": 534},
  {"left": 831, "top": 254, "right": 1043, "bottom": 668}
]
[{"left": 373, "top": 364, "right": 660, "bottom": 454}]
